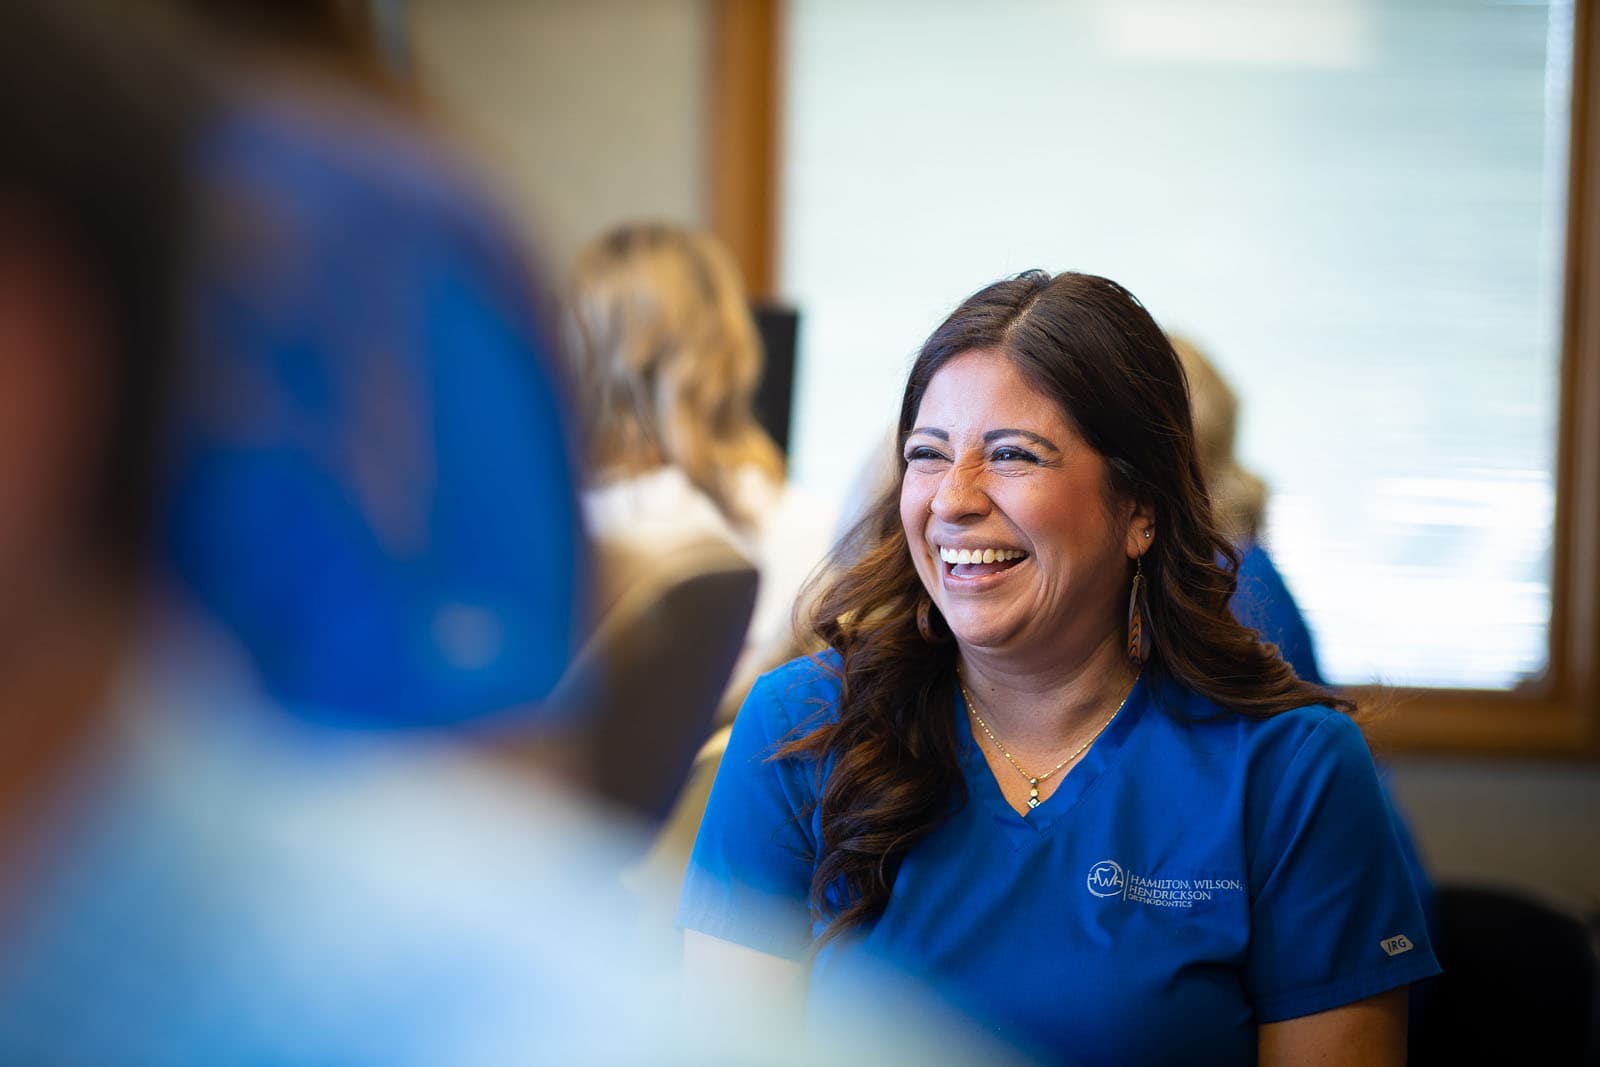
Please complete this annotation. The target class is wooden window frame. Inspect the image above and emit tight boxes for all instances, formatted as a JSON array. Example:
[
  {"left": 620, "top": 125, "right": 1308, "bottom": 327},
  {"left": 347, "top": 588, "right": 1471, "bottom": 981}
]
[
  {"left": 709, "top": 0, "right": 1600, "bottom": 757},
  {"left": 1359, "top": 0, "right": 1600, "bottom": 757},
  {"left": 707, "top": 0, "right": 780, "bottom": 302}
]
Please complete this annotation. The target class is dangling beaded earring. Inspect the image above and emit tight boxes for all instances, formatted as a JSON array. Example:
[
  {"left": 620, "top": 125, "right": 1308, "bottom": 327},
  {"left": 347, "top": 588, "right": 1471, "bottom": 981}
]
[
  {"left": 916, "top": 595, "right": 951, "bottom": 644},
  {"left": 1126, "top": 556, "right": 1153, "bottom": 665}
]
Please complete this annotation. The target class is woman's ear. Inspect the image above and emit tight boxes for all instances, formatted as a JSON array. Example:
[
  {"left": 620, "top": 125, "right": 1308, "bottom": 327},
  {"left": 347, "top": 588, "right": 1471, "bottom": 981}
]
[{"left": 1124, "top": 500, "right": 1156, "bottom": 559}]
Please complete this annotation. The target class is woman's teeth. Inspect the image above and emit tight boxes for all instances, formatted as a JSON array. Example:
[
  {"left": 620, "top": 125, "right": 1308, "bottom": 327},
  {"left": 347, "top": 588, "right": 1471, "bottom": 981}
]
[{"left": 939, "top": 547, "right": 1026, "bottom": 565}]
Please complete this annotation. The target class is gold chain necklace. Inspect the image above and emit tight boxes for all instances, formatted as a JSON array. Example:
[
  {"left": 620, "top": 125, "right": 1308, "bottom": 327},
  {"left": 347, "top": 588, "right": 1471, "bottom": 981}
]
[{"left": 958, "top": 673, "right": 1136, "bottom": 809}]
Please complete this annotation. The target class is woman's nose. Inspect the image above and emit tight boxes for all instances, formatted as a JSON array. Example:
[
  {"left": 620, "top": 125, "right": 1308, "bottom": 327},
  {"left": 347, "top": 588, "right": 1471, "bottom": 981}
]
[{"left": 930, "top": 464, "right": 989, "bottom": 521}]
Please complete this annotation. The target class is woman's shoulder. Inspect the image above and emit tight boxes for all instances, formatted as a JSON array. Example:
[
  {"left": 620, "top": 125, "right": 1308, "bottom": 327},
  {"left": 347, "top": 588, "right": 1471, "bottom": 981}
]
[
  {"left": 739, "top": 650, "right": 846, "bottom": 738},
  {"left": 1157, "top": 678, "right": 1367, "bottom": 769},
  {"left": 1248, "top": 702, "right": 1367, "bottom": 772}
]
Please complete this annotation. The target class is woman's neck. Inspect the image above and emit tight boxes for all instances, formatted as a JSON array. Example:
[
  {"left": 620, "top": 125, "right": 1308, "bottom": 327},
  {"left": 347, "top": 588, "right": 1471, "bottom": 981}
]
[{"left": 957, "top": 631, "right": 1139, "bottom": 751}]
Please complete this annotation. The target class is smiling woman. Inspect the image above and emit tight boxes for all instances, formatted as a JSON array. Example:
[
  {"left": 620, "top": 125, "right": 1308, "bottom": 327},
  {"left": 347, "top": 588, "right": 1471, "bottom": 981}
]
[{"left": 680, "top": 270, "right": 1440, "bottom": 1066}]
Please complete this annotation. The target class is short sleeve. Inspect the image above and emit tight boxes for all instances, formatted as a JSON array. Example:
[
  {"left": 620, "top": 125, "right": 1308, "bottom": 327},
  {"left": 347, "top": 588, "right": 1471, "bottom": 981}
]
[
  {"left": 1245, "top": 711, "right": 1441, "bottom": 1022},
  {"left": 675, "top": 667, "right": 824, "bottom": 959}
]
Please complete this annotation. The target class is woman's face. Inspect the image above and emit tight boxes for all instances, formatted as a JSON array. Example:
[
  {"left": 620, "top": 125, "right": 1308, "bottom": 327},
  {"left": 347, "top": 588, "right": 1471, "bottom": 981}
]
[{"left": 899, "top": 349, "right": 1148, "bottom": 660}]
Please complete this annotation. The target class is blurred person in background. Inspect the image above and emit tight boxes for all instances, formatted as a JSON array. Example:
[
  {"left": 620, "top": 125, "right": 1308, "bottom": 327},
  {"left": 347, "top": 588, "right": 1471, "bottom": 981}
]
[
  {"left": 1170, "top": 335, "right": 1320, "bottom": 684},
  {"left": 682, "top": 270, "right": 1439, "bottom": 1066},
  {"left": 565, "top": 222, "right": 837, "bottom": 687}
]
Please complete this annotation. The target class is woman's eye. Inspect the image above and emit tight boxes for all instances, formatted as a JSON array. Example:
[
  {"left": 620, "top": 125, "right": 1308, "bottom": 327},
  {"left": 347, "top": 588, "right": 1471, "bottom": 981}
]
[
  {"left": 905, "top": 446, "right": 946, "bottom": 462},
  {"left": 992, "top": 446, "right": 1038, "bottom": 463}
]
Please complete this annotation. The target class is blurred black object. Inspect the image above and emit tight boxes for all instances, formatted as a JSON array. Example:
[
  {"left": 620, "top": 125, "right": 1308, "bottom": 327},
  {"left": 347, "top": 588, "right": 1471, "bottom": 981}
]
[
  {"left": 1409, "top": 886, "right": 1598, "bottom": 1065},
  {"left": 752, "top": 305, "right": 798, "bottom": 458}
]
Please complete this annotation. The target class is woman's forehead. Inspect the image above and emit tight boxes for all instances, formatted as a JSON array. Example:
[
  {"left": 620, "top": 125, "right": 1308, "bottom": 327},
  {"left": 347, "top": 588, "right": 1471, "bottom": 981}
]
[{"left": 911, "top": 349, "right": 1072, "bottom": 433}]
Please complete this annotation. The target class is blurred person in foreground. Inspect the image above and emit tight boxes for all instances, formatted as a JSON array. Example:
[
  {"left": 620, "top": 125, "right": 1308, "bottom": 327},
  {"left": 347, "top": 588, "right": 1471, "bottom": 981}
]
[
  {"left": 682, "top": 270, "right": 1440, "bottom": 1066},
  {"left": 566, "top": 222, "right": 837, "bottom": 681},
  {"left": 0, "top": 4, "right": 622, "bottom": 1061},
  {"left": 0, "top": 5, "right": 1019, "bottom": 1063}
]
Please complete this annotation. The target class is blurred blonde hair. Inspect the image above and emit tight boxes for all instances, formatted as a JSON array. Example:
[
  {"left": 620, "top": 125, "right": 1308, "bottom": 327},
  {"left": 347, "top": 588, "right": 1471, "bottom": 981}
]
[
  {"left": 1170, "top": 335, "right": 1266, "bottom": 545},
  {"left": 565, "top": 222, "right": 783, "bottom": 529}
]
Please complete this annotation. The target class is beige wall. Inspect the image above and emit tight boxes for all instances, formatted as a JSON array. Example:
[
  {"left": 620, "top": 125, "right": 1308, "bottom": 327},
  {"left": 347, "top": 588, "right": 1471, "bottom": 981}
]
[
  {"left": 409, "top": 0, "right": 710, "bottom": 279},
  {"left": 1386, "top": 757, "right": 1600, "bottom": 916}
]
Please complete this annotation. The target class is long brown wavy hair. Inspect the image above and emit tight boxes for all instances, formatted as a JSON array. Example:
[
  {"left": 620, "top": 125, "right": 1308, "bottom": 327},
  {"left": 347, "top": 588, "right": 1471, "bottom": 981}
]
[{"left": 779, "top": 270, "right": 1354, "bottom": 947}]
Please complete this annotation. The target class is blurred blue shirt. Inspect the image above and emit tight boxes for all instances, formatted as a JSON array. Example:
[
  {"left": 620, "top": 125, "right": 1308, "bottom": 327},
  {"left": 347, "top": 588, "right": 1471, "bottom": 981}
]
[
  {"left": 0, "top": 607, "right": 1030, "bottom": 1065},
  {"left": 163, "top": 89, "right": 586, "bottom": 729},
  {"left": 1231, "top": 541, "right": 1325, "bottom": 685},
  {"left": 0, "top": 606, "right": 836, "bottom": 1065}
]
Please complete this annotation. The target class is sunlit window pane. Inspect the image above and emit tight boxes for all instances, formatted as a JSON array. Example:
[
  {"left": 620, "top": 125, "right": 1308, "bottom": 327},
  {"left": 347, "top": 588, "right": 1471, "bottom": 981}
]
[{"left": 780, "top": 0, "right": 1571, "bottom": 690}]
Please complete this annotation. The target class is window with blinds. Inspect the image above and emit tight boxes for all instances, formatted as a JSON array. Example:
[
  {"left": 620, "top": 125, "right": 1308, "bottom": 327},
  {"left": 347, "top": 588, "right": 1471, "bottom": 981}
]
[{"left": 778, "top": 0, "right": 1573, "bottom": 690}]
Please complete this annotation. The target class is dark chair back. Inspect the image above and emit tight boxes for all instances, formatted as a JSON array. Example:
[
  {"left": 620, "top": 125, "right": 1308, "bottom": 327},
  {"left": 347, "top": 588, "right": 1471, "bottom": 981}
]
[
  {"left": 1409, "top": 885, "right": 1598, "bottom": 1065},
  {"left": 546, "top": 536, "right": 757, "bottom": 822}
]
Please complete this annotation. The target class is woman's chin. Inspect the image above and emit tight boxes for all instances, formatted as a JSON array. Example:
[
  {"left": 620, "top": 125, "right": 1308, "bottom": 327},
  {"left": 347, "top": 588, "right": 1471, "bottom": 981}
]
[{"left": 944, "top": 615, "right": 1023, "bottom": 653}]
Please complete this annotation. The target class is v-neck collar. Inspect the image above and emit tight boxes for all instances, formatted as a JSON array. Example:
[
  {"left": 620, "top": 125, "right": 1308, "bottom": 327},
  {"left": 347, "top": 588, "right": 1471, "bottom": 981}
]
[{"left": 955, "top": 671, "right": 1148, "bottom": 844}]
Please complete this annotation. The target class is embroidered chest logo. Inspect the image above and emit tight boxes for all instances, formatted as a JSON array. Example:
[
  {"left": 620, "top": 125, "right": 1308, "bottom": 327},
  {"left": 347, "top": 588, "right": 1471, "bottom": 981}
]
[
  {"left": 1086, "top": 860, "right": 1245, "bottom": 909},
  {"left": 1086, "top": 860, "right": 1125, "bottom": 897}
]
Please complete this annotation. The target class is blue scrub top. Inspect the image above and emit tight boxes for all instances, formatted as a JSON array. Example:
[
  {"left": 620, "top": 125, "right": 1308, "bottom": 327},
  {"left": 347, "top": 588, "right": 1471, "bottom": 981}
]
[
  {"left": 1228, "top": 542, "right": 1437, "bottom": 938},
  {"left": 680, "top": 655, "right": 1440, "bottom": 1066}
]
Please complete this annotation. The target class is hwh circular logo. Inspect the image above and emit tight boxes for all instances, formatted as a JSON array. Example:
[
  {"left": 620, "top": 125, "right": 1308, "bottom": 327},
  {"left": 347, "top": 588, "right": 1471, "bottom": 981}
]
[{"left": 1086, "top": 860, "right": 1125, "bottom": 898}]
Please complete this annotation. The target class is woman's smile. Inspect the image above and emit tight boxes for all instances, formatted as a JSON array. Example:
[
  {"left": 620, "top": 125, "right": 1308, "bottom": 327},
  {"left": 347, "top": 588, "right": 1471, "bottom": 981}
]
[{"left": 938, "top": 544, "right": 1029, "bottom": 580}]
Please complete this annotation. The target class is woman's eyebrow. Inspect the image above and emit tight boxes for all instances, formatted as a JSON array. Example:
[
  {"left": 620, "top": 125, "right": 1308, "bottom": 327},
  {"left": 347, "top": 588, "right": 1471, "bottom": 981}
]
[
  {"left": 983, "top": 428, "right": 1062, "bottom": 454},
  {"left": 906, "top": 427, "right": 950, "bottom": 441}
]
